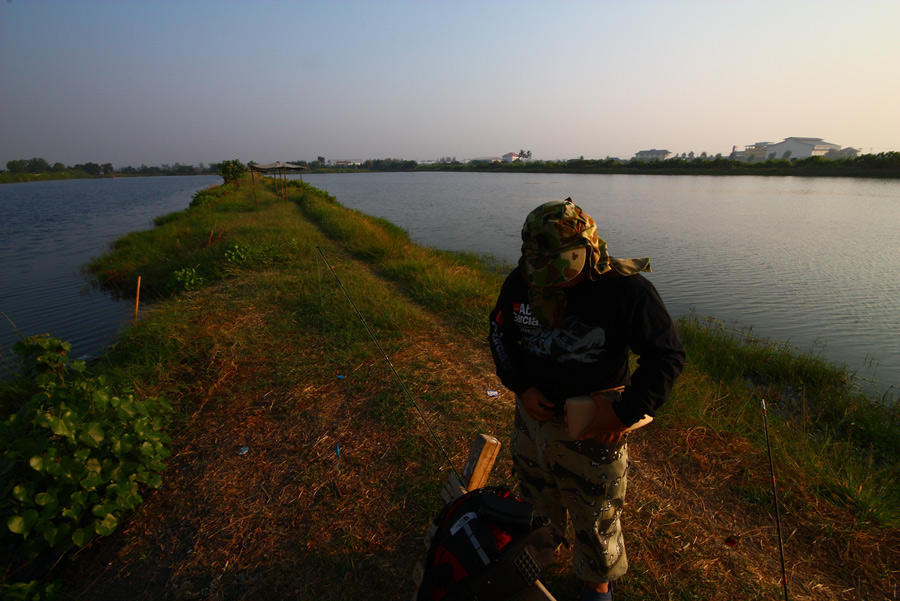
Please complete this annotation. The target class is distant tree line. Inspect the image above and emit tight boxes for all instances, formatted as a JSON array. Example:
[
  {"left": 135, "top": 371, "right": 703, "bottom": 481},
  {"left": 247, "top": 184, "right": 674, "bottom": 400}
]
[
  {"left": 500, "top": 152, "right": 900, "bottom": 178},
  {"left": 412, "top": 152, "right": 899, "bottom": 179},
  {"left": 6, "top": 152, "right": 899, "bottom": 184},
  {"left": 1, "top": 157, "right": 219, "bottom": 183},
  {"left": 116, "top": 163, "right": 217, "bottom": 176},
  {"left": 284, "top": 157, "right": 419, "bottom": 171},
  {"left": 292, "top": 151, "right": 898, "bottom": 179}
]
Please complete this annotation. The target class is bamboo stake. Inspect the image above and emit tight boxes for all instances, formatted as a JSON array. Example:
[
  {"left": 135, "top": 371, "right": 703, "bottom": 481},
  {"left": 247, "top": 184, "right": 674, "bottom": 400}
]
[{"left": 134, "top": 276, "right": 141, "bottom": 324}]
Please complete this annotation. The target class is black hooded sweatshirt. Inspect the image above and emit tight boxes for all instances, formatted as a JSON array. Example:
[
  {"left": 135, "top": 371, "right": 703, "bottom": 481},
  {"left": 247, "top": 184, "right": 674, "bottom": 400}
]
[{"left": 488, "top": 268, "right": 685, "bottom": 427}]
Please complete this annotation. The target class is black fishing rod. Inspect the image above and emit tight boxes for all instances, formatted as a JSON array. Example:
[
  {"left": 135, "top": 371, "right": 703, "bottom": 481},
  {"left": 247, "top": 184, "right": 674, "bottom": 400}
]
[
  {"left": 761, "top": 398, "right": 789, "bottom": 601},
  {"left": 316, "top": 246, "right": 464, "bottom": 484}
]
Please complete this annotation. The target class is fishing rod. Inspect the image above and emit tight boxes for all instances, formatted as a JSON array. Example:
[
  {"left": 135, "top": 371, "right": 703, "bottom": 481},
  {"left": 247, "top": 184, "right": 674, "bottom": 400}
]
[
  {"left": 316, "top": 246, "right": 463, "bottom": 484},
  {"left": 761, "top": 398, "right": 789, "bottom": 601}
]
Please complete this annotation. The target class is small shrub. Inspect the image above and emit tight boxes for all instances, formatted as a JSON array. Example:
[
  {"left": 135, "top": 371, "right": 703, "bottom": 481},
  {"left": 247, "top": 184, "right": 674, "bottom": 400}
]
[
  {"left": 189, "top": 185, "right": 231, "bottom": 208},
  {"left": 167, "top": 267, "right": 205, "bottom": 292},
  {"left": 224, "top": 242, "right": 251, "bottom": 265},
  {"left": 1, "top": 335, "right": 171, "bottom": 569},
  {"left": 216, "top": 160, "right": 247, "bottom": 186}
]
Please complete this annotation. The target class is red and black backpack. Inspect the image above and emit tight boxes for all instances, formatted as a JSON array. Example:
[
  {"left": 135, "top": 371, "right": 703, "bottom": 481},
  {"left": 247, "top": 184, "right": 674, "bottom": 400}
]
[{"left": 417, "top": 487, "right": 559, "bottom": 601}]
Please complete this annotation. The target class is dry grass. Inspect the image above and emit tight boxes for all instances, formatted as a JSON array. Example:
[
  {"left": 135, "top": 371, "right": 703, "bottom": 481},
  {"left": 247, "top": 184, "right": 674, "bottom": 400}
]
[
  {"left": 53, "top": 188, "right": 899, "bottom": 601},
  {"left": 61, "top": 266, "right": 514, "bottom": 601}
]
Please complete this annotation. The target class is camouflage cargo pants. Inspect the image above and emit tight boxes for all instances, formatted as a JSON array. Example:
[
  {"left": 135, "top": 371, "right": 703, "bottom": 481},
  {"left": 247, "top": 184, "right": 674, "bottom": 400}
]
[{"left": 511, "top": 399, "right": 629, "bottom": 583}]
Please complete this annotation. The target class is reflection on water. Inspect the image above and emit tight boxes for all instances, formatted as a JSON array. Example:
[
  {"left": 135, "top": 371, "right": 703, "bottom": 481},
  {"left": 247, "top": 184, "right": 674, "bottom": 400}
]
[{"left": 302, "top": 172, "right": 900, "bottom": 394}]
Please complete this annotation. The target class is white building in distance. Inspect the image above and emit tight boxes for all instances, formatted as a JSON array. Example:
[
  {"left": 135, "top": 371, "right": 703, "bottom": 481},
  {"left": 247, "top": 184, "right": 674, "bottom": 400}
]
[
  {"left": 764, "top": 137, "right": 841, "bottom": 160},
  {"left": 633, "top": 149, "right": 672, "bottom": 161}
]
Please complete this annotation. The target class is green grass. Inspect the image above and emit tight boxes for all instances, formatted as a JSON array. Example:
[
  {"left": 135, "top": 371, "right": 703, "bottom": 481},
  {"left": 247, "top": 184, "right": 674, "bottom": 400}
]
[
  {"left": 291, "top": 180, "right": 507, "bottom": 339},
  {"left": 94, "top": 177, "right": 899, "bottom": 530},
  {"left": 9, "top": 174, "right": 896, "bottom": 599},
  {"left": 296, "top": 184, "right": 900, "bottom": 526},
  {"left": 671, "top": 314, "right": 900, "bottom": 527}
]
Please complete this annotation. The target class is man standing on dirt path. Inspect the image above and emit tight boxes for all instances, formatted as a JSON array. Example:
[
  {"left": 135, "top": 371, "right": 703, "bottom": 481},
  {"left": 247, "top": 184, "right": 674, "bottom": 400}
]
[{"left": 488, "top": 198, "right": 685, "bottom": 601}]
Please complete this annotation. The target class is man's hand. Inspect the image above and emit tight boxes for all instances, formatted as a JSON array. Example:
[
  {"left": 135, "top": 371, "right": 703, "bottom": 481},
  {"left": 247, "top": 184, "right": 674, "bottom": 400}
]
[
  {"left": 519, "top": 387, "right": 556, "bottom": 422},
  {"left": 579, "top": 390, "right": 628, "bottom": 443}
]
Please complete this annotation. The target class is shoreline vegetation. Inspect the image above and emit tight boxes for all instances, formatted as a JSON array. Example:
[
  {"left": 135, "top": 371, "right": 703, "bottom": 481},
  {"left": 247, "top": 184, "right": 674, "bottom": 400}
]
[
  {"left": 2, "top": 177, "right": 898, "bottom": 600},
  {"left": 0, "top": 159, "right": 217, "bottom": 184},
  {"left": 3, "top": 151, "right": 900, "bottom": 184}
]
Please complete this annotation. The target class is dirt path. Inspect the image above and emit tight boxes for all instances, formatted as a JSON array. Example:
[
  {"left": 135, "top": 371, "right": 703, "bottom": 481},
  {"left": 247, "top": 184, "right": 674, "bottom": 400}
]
[
  {"left": 61, "top": 247, "right": 899, "bottom": 601},
  {"left": 63, "top": 254, "right": 507, "bottom": 600}
]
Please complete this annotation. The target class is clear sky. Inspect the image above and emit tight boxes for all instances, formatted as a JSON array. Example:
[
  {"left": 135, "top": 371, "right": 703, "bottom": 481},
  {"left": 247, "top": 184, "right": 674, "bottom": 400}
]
[{"left": 2, "top": 0, "right": 898, "bottom": 167}]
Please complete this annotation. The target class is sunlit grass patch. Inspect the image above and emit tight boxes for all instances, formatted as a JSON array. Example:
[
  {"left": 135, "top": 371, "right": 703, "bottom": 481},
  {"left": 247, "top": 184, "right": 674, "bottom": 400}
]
[
  {"left": 294, "top": 189, "right": 506, "bottom": 339},
  {"left": 674, "top": 314, "right": 900, "bottom": 527}
]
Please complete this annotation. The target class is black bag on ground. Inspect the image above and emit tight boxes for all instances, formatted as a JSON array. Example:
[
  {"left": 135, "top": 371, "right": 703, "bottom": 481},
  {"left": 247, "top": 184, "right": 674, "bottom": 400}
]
[{"left": 417, "top": 486, "right": 558, "bottom": 601}]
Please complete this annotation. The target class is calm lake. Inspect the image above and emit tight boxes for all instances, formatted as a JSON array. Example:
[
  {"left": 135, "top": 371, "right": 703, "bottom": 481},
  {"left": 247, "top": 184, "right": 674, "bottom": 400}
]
[
  {"left": 300, "top": 172, "right": 900, "bottom": 396},
  {"left": 0, "top": 175, "right": 219, "bottom": 364},
  {"left": 1, "top": 172, "right": 897, "bottom": 396}
]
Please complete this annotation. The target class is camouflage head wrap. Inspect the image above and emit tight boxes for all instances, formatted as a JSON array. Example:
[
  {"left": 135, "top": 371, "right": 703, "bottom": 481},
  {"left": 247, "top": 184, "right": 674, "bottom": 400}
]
[{"left": 519, "top": 198, "right": 651, "bottom": 327}]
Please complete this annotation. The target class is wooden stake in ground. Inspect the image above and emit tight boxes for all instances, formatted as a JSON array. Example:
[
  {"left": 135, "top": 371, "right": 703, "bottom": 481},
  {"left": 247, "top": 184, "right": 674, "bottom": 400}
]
[{"left": 134, "top": 276, "right": 141, "bottom": 324}]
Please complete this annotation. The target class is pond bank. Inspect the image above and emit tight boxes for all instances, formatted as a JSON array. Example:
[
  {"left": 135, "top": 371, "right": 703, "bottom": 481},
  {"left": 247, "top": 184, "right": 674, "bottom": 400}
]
[{"left": 3, "top": 177, "right": 898, "bottom": 600}]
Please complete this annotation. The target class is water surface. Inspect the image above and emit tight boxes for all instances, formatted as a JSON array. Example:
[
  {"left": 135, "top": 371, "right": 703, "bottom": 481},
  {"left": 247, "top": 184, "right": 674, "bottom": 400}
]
[
  {"left": 0, "top": 176, "right": 219, "bottom": 362},
  {"left": 302, "top": 172, "right": 900, "bottom": 394}
]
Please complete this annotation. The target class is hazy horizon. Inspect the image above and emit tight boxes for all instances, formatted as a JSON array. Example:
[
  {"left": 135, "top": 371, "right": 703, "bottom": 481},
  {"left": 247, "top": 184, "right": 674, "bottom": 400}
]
[{"left": 2, "top": 1, "right": 898, "bottom": 168}]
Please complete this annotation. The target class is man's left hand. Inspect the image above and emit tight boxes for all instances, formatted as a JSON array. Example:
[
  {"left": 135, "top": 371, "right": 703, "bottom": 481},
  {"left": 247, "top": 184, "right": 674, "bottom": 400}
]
[{"left": 579, "top": 391, "right": 629, "bottom": 443}]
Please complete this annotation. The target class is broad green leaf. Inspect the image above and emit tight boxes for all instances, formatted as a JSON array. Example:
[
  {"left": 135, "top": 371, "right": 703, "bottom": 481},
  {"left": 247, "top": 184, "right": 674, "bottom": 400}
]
[
  {"left": 72, "top": 525, "right": 94, "bottom": 547},
  {"left": 44, "top": 523, "right": 71, "bottom": 547},
  {"left": 94, "top": 513, "right": 118, "bottom": 536},
  {"left": 124, "top": 491, "right": 143, "bottom": 508},
  {"left": 8, "top": 515, "right": 26, "bottom": 534},
  {"left": 79, "top": 422, "right": 105, "bottom": 448},
  {"left": 62, "top": 504, "right": 83, "bottom": 521},
  {"left": 7, "top": 509, "right": 39, "bottom": 535},
  {"left": 118, "top": 436, "right": 133, "bottom": 454},
  {"left": 67, "top": 459, "right": 87, "bottom": 481},
  {"left": 80, "top": 472, "right": 103, "bottom": 489},
  {"left": 92, "top": 388, "right": 110, "bottom": 407},
  {"left": 39, "top": 499, "right": 59, "bottom": 519},
  {"left": 118, "top": 400, "right": 136, "bottom": 418},
  {"left": 43, "top": 525, "right": 59, "bottom": 546},
  {"left": 45, "top": 459, "right": 66, "bottom": 477},
  {"left": 34, "top": 492, "right": 55, "bottom": 506},
  {"left": 12, "top": 484, "right": 32, "bottom": 503},
  {"left": 29, "top": 455, "right": 44, "bottom": 473},
  {"left": 48, "top": 416, "right": 71, "bottom": 437}
]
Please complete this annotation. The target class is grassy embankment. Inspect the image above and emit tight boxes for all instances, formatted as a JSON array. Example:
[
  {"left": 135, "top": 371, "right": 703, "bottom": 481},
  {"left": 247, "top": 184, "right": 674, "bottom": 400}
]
[
  {"left": 6, "top": 176, "right": 899, "bottom": 600},
  {"left": 0, "top": 171, "right": 99, "bottom": 184}
]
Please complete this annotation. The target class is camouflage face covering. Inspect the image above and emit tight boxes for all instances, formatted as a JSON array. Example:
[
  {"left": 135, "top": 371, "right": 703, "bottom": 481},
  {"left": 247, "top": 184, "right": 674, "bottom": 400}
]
[{"left": 518, "top": 198, "right": 651, "bottom": 327}]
